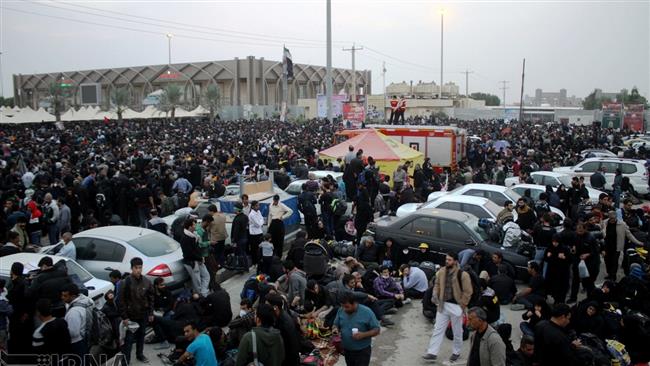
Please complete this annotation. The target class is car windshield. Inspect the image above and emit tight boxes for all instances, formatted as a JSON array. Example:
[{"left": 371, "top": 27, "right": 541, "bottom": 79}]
[
  {"left": 285, "top": 183, "right": 303, "bottom": 195},
  {"left": 65, "top": 260, "right": 93, "bottom": 283},
  {"left": 557, "top": 175, "right": 573, "bottom": 186},
  {"left": 129, "top": 233, "right": 180, "bottom": 257},
  {"left": 504, "top": 188, "right": 522, "bottom": 201},
  {"left": 466, "top": 218, "right": 489, "bottom": 241}
]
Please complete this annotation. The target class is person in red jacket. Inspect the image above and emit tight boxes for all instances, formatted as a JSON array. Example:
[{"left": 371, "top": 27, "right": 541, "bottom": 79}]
[
  {"left": 388, "top": 96, "right": 398, "bottom": 124},
  {"left": 396, "top": 96, "right": 406, "bottom": 123}
]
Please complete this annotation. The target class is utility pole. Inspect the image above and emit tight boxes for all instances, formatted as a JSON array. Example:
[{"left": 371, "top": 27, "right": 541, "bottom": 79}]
[
  {"left": 382, "top": 61, "right": 387, "bottom": 122},
  {"left": 166, "top": 33, "right": 173, "bottom": 65},
  {"left": 518, "top": 59, "right": 526, "bottom": 123},
  {"left": 499, "top": 80, "right": 510, "bottom": 119},
  {"left": 439, "top": 10, "right": 444, "bottom": 99},
  {"left": 326, "top": 0, "right": 333, "bottom": 122},
  {"left": 343, "top": 43, "right": 363, "bottom": 100},
  {"left": 499, "top": 80, "right": 510, "bottom": 107},
  {"left": 461, "top": 69, "right": 474, "bottom": 97}
]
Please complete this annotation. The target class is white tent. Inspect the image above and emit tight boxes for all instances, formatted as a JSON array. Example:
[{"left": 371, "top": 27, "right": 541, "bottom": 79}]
[
  {"left": 6, "top": 107, "right": 55, "bottom": 123},
  {"left": 190, "top": 105, "right": 210, "bottom": 116}
]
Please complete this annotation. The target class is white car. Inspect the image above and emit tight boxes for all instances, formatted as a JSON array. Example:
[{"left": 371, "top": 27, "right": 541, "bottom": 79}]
[
  {"left": 579, "top": 149, "right": 617, "bottom": 159},
  {"left": 41, "top": 226, "right": 189, "bottom": 290},
  {"left": 510, "top": 182, "right": 604, "bottom": 204},
  {"left": 427, "top": 183, "right": 566, "bottom": 221},
  {"left": 505, "top": 172, "right": 605, "bottom": 202},
  {"left": 553, "top": 157, "right": 649, "bottom": 195},
  {"left": 396, "top": 195, "right": 502, "bottom": 220},
  {"left": 0, "top": 253, "right": 113, "bottom": 307}
]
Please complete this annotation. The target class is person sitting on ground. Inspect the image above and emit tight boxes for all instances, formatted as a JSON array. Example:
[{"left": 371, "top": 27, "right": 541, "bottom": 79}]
[
  {"left": 510, "top": 335, "right": 535, "bottom": 366},
  {"left": 373, "top": 266, "right": 407, "bottom": 308},
  {"left": 399, "top": 264, "right": 428, "bottom": 299},
  {"left": 478, "top": 278, "right": 500, "bottom": 325},
  {"left": 519, "top": 299, "right": 549, "bottom": 337},
  {"left": 176, "top": 321, "right": 218, "bottom": 366},
  {"left": 303, "top": 280, "right": 334, "bottom": 323},
  {"left": 356, "top": 237, "right": 380, "bottom": 267},
  {"left": 488, "top": 264, "right": 517, "bottom": 305},
  {"left": 285, "top": 231, "right": 307, "bottom": 270},
  {"left": 512, "top": 261, "right": 545, "bottom": 310},
  {"left": 227, "top": 298, "right": 256, "bottom": 350},
  {"left": 275, "top": 260, "right": 307, "bottom": 309}
]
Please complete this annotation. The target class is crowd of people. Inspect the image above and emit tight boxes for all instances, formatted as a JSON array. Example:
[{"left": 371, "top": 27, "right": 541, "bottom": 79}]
[{"left": 0, "top": 116, "right": 649, "bottom": 366}]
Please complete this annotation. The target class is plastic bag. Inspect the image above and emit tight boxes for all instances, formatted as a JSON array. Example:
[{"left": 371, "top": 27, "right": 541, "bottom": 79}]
[{"left": 579, "top": 259, "right": 590, "bottom": 279}]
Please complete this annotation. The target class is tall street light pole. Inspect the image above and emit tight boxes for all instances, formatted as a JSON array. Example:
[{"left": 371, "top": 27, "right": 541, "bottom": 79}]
[
  {"left": 440, "top": 9, "right": 444, "bottom": 99},
  {"left": 166, "top": 33, "right": 173, "bottom": 65},
  {"left": 326, "top": 0, "right": 333, "bottom": 122}
]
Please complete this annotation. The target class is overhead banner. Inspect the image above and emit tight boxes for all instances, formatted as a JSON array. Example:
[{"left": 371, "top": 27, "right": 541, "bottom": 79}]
[
  {"left": 602, "top": 102, "right": 623, "bottom": 129},
  {"left": 624, "top": 104, "right": 645, "bottom": 132},
  {"left": 317, "top": 94, "right": 347, "bottom": 119}
]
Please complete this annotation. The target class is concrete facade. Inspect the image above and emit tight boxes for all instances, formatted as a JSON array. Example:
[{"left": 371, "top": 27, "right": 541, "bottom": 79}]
[
  {"left": 386, "top": 81, "right": 459, "bottom": 98},
  {"left": 523, "top": 88, "right": 583, "bottom": 107},
  {"left": 12, "top": 57, "right": 370, "bottom": 111}
]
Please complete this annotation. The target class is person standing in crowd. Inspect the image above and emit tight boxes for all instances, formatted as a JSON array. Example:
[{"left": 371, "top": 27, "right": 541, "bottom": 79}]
[
  {"left": 248, "top": 200, "right": 264, "bottom": 268},
  {"left": 496, "top": 201, "right": 514, "bottom": 226},
  {"left": 0, "top": 232, "right": 21, "bottom": 257},
  {"left": 466, "top": 307, "right": 506, "bottom": 366},
  {"left": 176, "top": 322, "right": 218, "bottom": 366},
  {"left": 354, "top": 180, "right": 373, "bottom": 245},
  {"left": 298, "top": 184, "right": 319, "bottom": 239},
  {"left": 7, "top": 262, "right": 31, "bottom": 355},
  {"left": 544, "top": 234, "right": 571, "bottom": 304},
  {"left": 119, "top": 257, "right": 154, "bottom": 365},
  {"left": 396, "top": 95, "right": 407, "bottom": 123},
  {"left": 612, "top": 168, "right": 623, "bottom": 209},
  {"left": 58, "top": 232, "right": 76, "bottom": 260},
  {"left": 423, "top": 253, "right": 473, "bottom": 363},
  {"left": 568, "top": 223, "right": 600, "bottom": 303},
  {"left": 57, "top": 198, "right": 72, "bottom": 235},
  {"left": 61, "top": 283, "right": 93, "bottom": 361},
  {"left": 31, "top": 298, "right": 71, "bottom": 359},
  {"left": 334, "top": 292, "right": 381, "bottom": 366},
  {"left": 0, "top": 279, "right": 12, "bottom": 351},
  {"left": 147, "top": 209, "right": 167, "bottom": 235},
  {"left": 590, "top": 166, "right": 606, "bottom": 191},
  {"left": 180, "top": 218, "right": 210, "bottom": 296},
  {"left": 266, "top": 294, "right": 301, "bottom": 366},
  {"left": 232, "top": 202, "right": 250, "bottom": 272},
  {"left": 534, "top": 303, "right": 581, "bottom": 366},
  {"left": 236, "top": 303, "right": 285, "bottom": 366},
  {"left": 43, "top": 193, "right": 59, "bottom": 245},
  {"left": 208, "top": 204, "right": 228, "bottom": 266},
  {"left": 267, "top": 195, "right": 293, "bottom": 256},
  {"left": 601, "top": 210, "right": 642, "bottom": 281},
  {"left": 344, "top": 145, "right": 356, "bottom": 165},
  {"left": 399, "top": 264, "right": 428, "bottom": 299}
]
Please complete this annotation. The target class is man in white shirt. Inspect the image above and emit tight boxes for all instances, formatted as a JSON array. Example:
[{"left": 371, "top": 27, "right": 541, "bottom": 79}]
[
  {"left": 58, "top": 232, "right": 76, "bottom": 260},
  {"left": 248, "top": 200, "right": 265, "bottom": 269},
  {"left": 399, "top": 264, "right": 429, "bottom": 299},
  {"left": 267, "top": 195, "right": 294, "bottom": 256}
]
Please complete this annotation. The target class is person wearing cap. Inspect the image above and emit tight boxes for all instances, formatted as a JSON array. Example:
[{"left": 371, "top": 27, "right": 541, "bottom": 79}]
[
  {"left": 543, "top": 234, "right": 570, "bottom": 304},
  {"left": 411, "top": 243, "right": 435, "bottom": 264},
  {"left": 231, "top": 202, "right": 250, "bottom": 272},
  {"left": 423, "top": 252, "right": 473, "bottom": 363},
  {"left": 601, "top": 210, "right": 643, "bottom": 281},
  {"left": 267, "top": 194, "right": 293, "bottom": 256}
]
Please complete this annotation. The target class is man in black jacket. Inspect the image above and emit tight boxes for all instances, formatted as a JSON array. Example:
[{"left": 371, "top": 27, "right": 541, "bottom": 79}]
[
  {"left": 298, "top": 185, "right": 318, "bottom": 239},
  {"left": 26, "top": 256, "right": 71, "bottom": 316},
  {"left": 119, "top": 257, "right": 154, "bottom": 365},
  {"left": 534, "top": 303, "right": 580, "bottom": 366},
  {"left": 7, "top": 262, "right": 33, "bottom": 355},
  {"left": 266, "top": 294, "right": 301, "bottom": 366},
  {"left": 180, "top": 218, "right": 209, "bottom": 296},
  {"left": 231, "top": 203, "right": 250, "bottom": 272}
]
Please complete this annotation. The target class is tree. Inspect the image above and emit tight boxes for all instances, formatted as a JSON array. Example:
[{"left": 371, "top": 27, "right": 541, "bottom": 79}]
[
  {"left": 48, "top": 83, "right": 64, "bottom": 122},
  {"left": 160, "top": 84, "right": 182, "bottom": 121},
  {"left": 618, "top": 87, "right": 648, "bottom": 107},
  {"left": 203, "top": 84, "right": 221, "bottom": 120},
  {"left": 111, "top": 87, "right": 130, "bottom": 123},
  {"left": 470, "top": 92, "right": 500, "bottom": 106},
  {"left": 582, "top": 89, "right": 611, "bottom": 110},
  {"left": 0, "top": 97, "right": 14, "bottom": 107}
]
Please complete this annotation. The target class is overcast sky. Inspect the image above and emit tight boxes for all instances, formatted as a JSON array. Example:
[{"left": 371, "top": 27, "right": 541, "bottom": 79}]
[{"left": 1, "top": 0, "right": 648, "bottom": 103}]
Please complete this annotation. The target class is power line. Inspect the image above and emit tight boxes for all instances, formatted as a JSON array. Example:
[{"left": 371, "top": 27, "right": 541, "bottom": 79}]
[
  {"left": 363, "top": 46, "right": 437, "bottom": 72},
  {"left": 1, "top": 6, "right": 326, "bottom": 49},
  {"left": 36, "top": 0, "right": 351, "bottom": 46}
]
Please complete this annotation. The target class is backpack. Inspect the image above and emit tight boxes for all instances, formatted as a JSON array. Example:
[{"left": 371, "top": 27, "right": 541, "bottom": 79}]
[
  {"left": 331, "top": 199, "right": 348, "bottom": 217},
  {"left": 71, "top": 300, "right": 114, "bottom": 348},
  {"left": 579, "top": 333, "right": 611, "bottom": 366},
  {"left": 606, "top": 339, "right": 631, "bottom": 366},
  {"left": 419, "top": 261, "right": 437, "bottom": 281},
  {"left": 457, "top": 269, "right": 481, "bottom": 307}
]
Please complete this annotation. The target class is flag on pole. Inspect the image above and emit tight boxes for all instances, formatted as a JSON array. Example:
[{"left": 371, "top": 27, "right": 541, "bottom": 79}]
[{"left": 283, "top": 47, "right": 293, "bottom": 78}]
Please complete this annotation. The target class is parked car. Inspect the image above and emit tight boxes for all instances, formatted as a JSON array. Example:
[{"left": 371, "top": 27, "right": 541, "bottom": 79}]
[
  {"left": 510, "top": 182, "right": 604, "bottom": 204},
  {"left": 0, "top": 253, "right": 113, "bottom": 307},
  {"left": 41, "top": 226, "right": 189, "bottom": 290},
  {"left": 367, "top": 209, "right": 533, "bottom": 279},
  {"left": 579, "top": 149, "right": 617, "bottom": 159},
  {"left": 553, "top": 157, "right": 649, "bottom": 194},
  {"left": 396, "top": 195, "right": 502, "bottom": 220}
]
